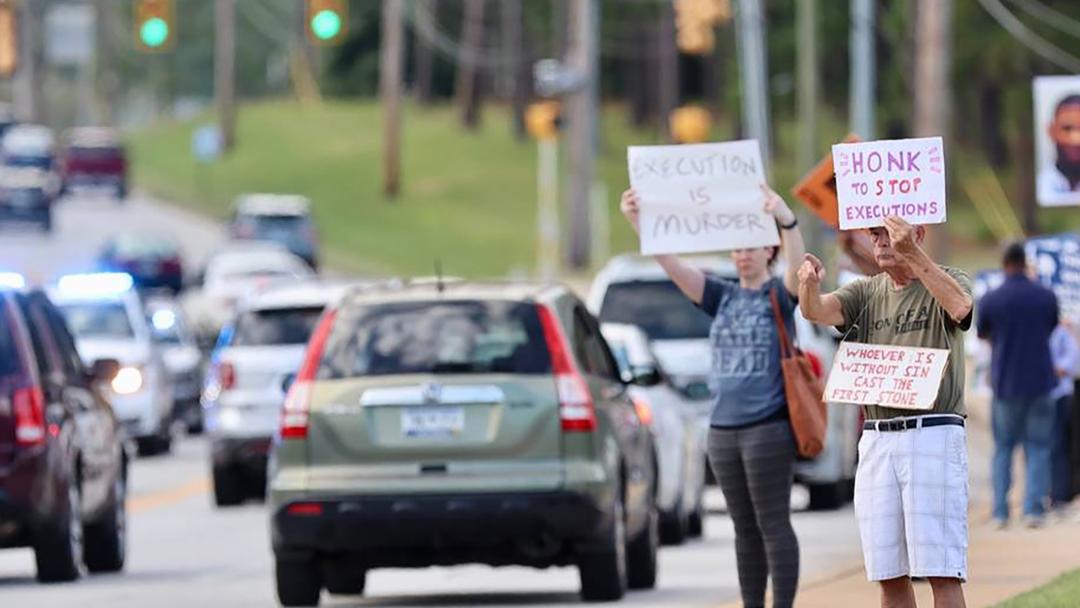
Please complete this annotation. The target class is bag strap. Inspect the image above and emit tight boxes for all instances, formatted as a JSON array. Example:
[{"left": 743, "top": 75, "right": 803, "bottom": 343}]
[{"left": 769, "top": 287, "right": 794, "bottom": 360}]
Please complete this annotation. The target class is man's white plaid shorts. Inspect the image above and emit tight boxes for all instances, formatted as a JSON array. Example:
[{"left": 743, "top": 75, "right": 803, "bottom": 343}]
[{"left": 854, "top": 415, "right": 969, "bottom": 582}]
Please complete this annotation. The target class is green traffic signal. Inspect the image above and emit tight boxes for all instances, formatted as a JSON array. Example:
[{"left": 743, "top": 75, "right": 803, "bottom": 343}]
[
  {"left": 140, "top": 16, "right": 169, "bottom": 48},
  {"left": 310, "top": 9, "right": 342, "bottom": 41}
]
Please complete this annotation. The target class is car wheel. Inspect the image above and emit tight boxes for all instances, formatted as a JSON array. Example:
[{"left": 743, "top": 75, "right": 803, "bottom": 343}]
[
  {"left": 578, "top": 490, "right": 627, "bottom": 602},
  {"left": 659, "top": 500, "right": 689, "bottom": 546},
  {"left": 323, "top": 559, "right": 366, "bottom": 596},
  {"left": 136, "top": 432, "right": 171, "bottom": 457},
  {"left": 627, "top": 501, "right": 659, "bottom": 590},
  {"left": 213, "top": 464, "right": 245, "bottom": 507},
  {"left": 34, "top": 480, "right": 85, "bottom": 583},
  {"left": 807, "top": 481, "right": 846, "bottom": 511},
  {"left": 276, "top": 556, "right": 322, "bottom": 606},
  {"left": 84, "top": 475, "right": 126, "bottom": 572}
]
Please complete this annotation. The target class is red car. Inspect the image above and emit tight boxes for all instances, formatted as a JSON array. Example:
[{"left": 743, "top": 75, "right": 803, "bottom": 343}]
[{"left": 60, "top": 128, "right": 128, "bottom": 200}]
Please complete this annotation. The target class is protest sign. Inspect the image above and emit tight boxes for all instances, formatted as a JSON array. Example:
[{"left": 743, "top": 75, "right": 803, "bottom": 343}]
[
  {"left": 628, "top": 140, "right": 780, "bottom": 255},
  {"left": 791, "top": 134, "right": 861, "bottom": 229},
  {"left": 1026, "top": 233, "right": 1080, "bottom": 324},
  {"left": 824, "top": 342, "right": 950, "bottom": 410},
  {"left": 832, "top": 136, "right": 947, "bottom": 230}
]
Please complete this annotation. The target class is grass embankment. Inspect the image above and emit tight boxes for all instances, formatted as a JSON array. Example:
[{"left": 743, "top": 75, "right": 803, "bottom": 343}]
[
  {"left": 994, "top": 568, "right": 1080, "bottom": 608},
  {"left": 129, "top": 99, "right": 1026, "bottom": 278}
]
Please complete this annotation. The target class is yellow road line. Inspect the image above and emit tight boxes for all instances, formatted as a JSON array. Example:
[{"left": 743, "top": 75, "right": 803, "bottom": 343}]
[{"left": 127, "top": 476, "right": 211, "bottom": 514}]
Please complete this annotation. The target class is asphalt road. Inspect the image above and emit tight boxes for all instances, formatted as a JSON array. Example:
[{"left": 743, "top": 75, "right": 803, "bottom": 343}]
[{"left": 0, "top": 194, "right": 868, "bottom": 607}]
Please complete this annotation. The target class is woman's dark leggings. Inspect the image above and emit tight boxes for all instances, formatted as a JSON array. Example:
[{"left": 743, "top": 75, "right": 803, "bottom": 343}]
[{"left": 708, "top": 419, "right": 800, "bottom": 608}]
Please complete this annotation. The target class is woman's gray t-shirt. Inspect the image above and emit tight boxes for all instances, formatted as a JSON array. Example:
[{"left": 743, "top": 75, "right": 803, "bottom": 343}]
[{"left": 699, "top": 276, "right": 797, "bottom": 428}]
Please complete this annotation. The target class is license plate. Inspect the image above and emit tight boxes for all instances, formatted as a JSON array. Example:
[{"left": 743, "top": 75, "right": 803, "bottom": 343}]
[{"left": 401, "top": 407, "right": 465, "bottom": 439}]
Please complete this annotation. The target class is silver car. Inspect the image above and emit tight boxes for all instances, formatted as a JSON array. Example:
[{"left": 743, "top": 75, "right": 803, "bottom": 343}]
[
  {"left": 203, "top": 280, "right": 353, "bottom": 506},
  {"left": 602, "top": 323, "right": 706, "bottom": 544},
  {"left": 589, "top": 254, "right": 859, "bottom": 510},
  {"left": 146, "top": 296, "right": 205, "bottom": 433}
]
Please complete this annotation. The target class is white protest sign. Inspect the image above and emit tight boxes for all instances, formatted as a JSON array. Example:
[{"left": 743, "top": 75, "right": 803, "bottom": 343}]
[
  {"left": 832, "top": 136, "right": 946, "bottom": 230},
  {"left": 824, "top": 342, "right": 950, "bottom": 410},
  {"left": 628, "top": 140, "right": 780, "bottom": 255}
]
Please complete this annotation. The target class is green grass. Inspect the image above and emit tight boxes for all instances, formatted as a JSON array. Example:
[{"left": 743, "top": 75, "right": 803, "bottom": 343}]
[
  {"left": 128, "top": 99, "right": 1021, "bottom": 278},
  {"left": 995, "top": 569, "right": 1080, "bottom": 608}
]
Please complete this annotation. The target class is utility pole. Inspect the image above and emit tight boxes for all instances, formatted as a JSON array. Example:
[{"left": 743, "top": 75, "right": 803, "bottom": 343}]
[
  {"left": 913, "top": 0, "right": 952, "bottom": 260},
  {"left": 13, "top": 0, "right": 43, "bottom": 123},
  {"left": 733, "top": 0, "right": 771, "bottom": 174},
  {"left": 564, "top": 0, "right": 599, "bottom": 269},
  {"left": 455, "top": 0, "right": 485, "bottom": 130},
  {"left": 379, "top": 0, "right": 404, "bottom": 198},
  {"left": 658, "top": 1, "right": 678, "bottom": 141},
  {"left": 414, "top": 0, "right": 435, "bottom": 105},
  {"left": 501, "top": 0, "right": 526, "bottom": 140},
  {"left": 797, "top": 0, "right": 822, "bottom": 253},
  {"left": 850, "top": 0, "right": 875, "bottom": 139},
  {"left": 215, "top": 0, "right": 236, "bottom": 151},
  {"left": 94, "top": 0, "right": 114, "bottom": 126}
]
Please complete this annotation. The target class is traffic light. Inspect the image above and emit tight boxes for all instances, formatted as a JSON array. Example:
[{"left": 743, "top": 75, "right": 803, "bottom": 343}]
[
  {"left": 526, "top": 101, "right": 561, "bottom": 141},
  {"left": 0, "top": 0, "right": 16, "bottom": 78},
  {"left": 674, "top": 0, "right": 732, "bottom": 55},
  {"left": 134, "top": 0, "right": 175, "bottom": 52},
  {"left": 670, "top": 106, "right": 713, "bottom": 144},
  {"left": 305, "top": 0, "right": 348, "bottom": 46}
]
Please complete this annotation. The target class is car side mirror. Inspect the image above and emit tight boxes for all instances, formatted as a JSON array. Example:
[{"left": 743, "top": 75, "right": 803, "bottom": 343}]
[
  {"left": 91, "top": 358, "right": 121, "bottom": 382},
  {"left": 628, "top": 365, "right": 662, "bottom": 388},
  {"left": 281, "top": 373, "right": 296, "bottom": 394}
]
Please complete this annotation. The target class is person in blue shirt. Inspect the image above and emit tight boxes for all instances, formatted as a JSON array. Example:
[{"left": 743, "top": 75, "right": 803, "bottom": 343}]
[
  {"left": 1050, "top": 323, "right": 1080, "bottom": 514},
  {"left": 977, "top": 242, "right": 1060, "bottom": 528},
  {"left": 620, "top": 183, "right": 805, "bottom": 608}
]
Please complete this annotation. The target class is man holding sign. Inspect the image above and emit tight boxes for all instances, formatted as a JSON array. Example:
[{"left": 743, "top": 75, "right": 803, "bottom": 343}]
[{"left": 799, "top": 204, "right": 973, "bottom": 605}]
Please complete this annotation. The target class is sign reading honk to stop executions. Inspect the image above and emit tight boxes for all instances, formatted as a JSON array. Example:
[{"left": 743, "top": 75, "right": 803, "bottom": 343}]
[{"left": 832, "top": 136, "right": 946, "bottom": 230}]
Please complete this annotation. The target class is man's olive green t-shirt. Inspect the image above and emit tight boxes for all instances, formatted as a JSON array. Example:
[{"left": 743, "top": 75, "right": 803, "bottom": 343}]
[{"left": 832, "top": 267, "right": 973, "bottom": 420}]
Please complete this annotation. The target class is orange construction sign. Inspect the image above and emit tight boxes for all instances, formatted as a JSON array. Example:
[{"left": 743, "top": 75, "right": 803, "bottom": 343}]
[{"left": 791, "top": 134, "right": 861, "bottom": 229}]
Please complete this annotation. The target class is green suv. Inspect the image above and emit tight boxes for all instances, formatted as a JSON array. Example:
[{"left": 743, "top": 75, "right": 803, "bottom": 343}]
[{"left": 267, "top": 281, "right": 660, "bottom": 605}]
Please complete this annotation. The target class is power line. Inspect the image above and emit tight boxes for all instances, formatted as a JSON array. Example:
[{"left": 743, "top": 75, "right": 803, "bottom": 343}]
[
  {"left": 1008, "top": 0, "right": 1080, "bottom": 41},
  {"left": 976, "top": 0, "right": 1080, "bottom": 72}
]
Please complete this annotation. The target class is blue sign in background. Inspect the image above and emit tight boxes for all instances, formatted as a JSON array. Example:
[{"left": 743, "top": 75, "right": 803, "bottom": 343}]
[{"left": 1026, "top": 232, "right": 1080, "bottom": 323}]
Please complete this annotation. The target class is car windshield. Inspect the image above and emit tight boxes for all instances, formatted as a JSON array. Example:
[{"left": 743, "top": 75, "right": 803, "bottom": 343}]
[
  {"left": 235, "top": 215, "right": 308, "bottom": 239},
  {"left": 233, "top": 306, "right": 324, "bottom": 346},
  {"left": 4, "top": 154, "right": 52, "bottom": 170},
  {"left": 58, "top": 302, "right": 135, "bottom": 339},
  {"left": 320, "top": 300, "right": 551, "bottom": 377},
  {"left": 598, "top": 280, "right": 713, "bottom": 341},
  {"left": 68, "top": 146, "right": 120, "bottom": 160},
  {"left": 113, "top": 236, "right": 178, "bottom": 259},
  {"left": 0, "top": 300, "right": 22, "bottom": 377}
]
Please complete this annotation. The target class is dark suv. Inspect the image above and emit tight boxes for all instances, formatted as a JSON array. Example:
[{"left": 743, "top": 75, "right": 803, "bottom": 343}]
[{"left": 0, "top": 277, "right": 128, "bottom": 582}]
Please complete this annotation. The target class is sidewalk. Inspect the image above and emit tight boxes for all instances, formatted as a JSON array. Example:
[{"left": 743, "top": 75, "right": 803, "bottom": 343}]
[{"left": 719, "top": 392, "right": 1080, "bottom": 608}]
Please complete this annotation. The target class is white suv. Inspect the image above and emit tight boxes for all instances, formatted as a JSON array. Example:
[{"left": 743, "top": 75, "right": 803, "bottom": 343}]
[
  {"left": 203, "top": 280, "right": 354, "bottom": 506},
  {"left": 589, "top": 254, "right": 860, "bottom": 510}
]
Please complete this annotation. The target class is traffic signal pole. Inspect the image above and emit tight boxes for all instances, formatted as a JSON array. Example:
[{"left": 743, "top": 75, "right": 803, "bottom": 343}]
[
  {"left": 733, "top": 0, "right": 771, "bottom": 176},
  {"left": 215, "top": 0, "right": 236, "bottom": 151},
  {"left": 379, "top": 0, "right": 404, "bottom": 199},
  {"left": 564, "top": 0, "right": 599, "bottom": 270}
]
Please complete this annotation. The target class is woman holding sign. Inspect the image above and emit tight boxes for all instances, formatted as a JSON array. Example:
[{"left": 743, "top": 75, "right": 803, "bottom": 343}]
[{"left": 620, "top": 184, "right": 806, "bottom": 608}]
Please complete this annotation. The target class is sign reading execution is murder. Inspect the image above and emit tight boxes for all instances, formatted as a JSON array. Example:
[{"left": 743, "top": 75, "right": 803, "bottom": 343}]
[
  {"left": 832, "top": 136, "right": 947, "bottom": 230},
  {"left": 824, "top": 343, "right": 950, "bottom": 410},
  {"left": 628, "top": 140, "right": 780, "bottom": 255}
]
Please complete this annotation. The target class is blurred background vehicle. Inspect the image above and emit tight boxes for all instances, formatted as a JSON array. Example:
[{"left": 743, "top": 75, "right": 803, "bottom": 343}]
[
  {"left": 589, "top": 255, "right": 858, "bottom": 510},
  {"left": 0, "top": 103, "right": 15, "bottom": 139},
  {"left": 97, "top": 233, "right": 184, "bottom": 294},
  {"left": 47, "top": 273, "right": 174, "bottom": 456},
  {"left": 184, "top": 242, "right": 316, "bottom": 346},
  {"left": 145, "top": 296, "right": 204, "bottom": 435},
  {"left": 59, "top": 128, "right": 128, "bottom": 200},
  {"left": 0, "top": 166, "right": 56, "bottom": 232},
  {"left": 227, "top": 194, "right": 320, "bottom": 270},
  {"left": 602, "top": 322, "right": 706, "bottom": 545},
  {"left": 267, "top": 281, "right": 659, "bottom": 605},
  {"left": 203, "top": 280, "right": 351, "bottom": 507},
  {"left": 0, "top": 124, "right": 58, "bottom": 176},
  {"left": 0, "top": 273, "right": 127, "bottom": 583}
]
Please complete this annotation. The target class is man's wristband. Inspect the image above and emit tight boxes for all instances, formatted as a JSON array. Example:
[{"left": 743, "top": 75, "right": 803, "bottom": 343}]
[{"left": 780, "top": 217, "right": 799, "bottom": 230}]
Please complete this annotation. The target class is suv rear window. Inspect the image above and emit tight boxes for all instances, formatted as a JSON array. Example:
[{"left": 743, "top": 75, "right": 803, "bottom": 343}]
[
  {"left": 598, "top": 281, "right": 713, "bottom": 341},
  {"left": 233, "top": 306, "right": 324, "bottom": 346},
  {"left": 235, "top": 214, "right": 309, "bottom": 237},
  {"left": 320, "top": 300, "right": 551, "bottom": 377},
  {"left": 0, "top": 298, "right": 23, "bottom": 377}
]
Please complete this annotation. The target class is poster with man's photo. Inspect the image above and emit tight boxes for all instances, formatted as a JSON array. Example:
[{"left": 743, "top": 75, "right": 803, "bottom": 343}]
[{"left": 1034, "top": 75, "right": 1080, "bottom": 207}]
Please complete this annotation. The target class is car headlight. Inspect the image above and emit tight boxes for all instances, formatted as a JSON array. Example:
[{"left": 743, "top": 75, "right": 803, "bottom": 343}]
[{"left": 112, "top": 366, "right": 144, "bottom": 395}]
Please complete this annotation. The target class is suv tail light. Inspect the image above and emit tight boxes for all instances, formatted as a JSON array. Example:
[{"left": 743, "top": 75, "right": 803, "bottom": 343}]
[
  {"left": 13, "top": 386, "right": 45, "bottom": 446},
  {"left": 280, "top": 309, "right": 337, "bottom": 440},
  {"left": 218, "top": 361, "right": 236, "bottom": 391},
  {"left": 537, "top": 305, "right": 596, "bottom": 433}
]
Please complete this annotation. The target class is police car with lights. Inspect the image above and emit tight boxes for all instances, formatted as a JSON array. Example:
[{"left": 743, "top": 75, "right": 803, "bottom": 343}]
[{"left": 47, "top": 273, "right": 174, "bottom": 456}]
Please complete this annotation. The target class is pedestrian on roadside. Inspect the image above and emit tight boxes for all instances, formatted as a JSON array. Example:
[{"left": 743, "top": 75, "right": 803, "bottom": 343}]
[
  {"left": 620, "top": 184, "right": 805, "bottom": 608},
  {"left": 797, "top": 216, "right": 973, "bottom": 608},
  {"left": 977, "top": 242, "right": 1059, "bottom": 529},
  {"left": 1050, "top": 322, "right": 1080, "bottom": 515}
]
